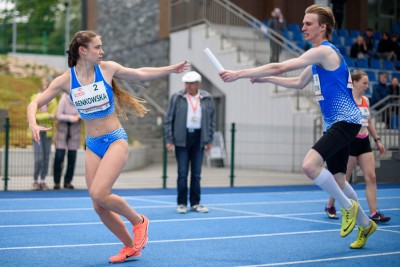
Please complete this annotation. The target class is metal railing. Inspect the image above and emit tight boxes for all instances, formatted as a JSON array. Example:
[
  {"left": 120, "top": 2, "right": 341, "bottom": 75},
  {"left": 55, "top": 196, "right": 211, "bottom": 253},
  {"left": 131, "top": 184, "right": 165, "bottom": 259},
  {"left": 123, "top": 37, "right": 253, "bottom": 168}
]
[
  {"left": 169, "top": 0, "right": 317, "bottom": 108},
  {"left": 370, "top": 95, "right": 400, "bottom": 156}
]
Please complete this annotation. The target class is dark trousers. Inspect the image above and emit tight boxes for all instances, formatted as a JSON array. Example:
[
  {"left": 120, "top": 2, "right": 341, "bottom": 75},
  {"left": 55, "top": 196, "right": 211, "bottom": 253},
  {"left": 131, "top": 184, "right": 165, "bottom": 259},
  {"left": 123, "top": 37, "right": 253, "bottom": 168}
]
[
  {"left": 33, "top": 132, "right": 52, "bottom": 181},
  {"left": 53, "top": 149, "right": 77, "bottom": 185},
  {"left": 175, "top": 130, "right": 204, "bottom": 206},
  {"left": 270, "top": 39, "right": 282, "bottom": 63}
]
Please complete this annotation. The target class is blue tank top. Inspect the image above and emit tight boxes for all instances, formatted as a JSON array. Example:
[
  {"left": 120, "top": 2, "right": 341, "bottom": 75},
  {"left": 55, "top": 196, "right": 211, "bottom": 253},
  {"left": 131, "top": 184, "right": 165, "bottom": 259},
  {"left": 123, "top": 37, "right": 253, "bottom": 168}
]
[
  {"left": 69, "top": 64, "right": 115, "bottom": 120},
  {"left": 312, "top": 41, "right": 362, "bottom": 131}
]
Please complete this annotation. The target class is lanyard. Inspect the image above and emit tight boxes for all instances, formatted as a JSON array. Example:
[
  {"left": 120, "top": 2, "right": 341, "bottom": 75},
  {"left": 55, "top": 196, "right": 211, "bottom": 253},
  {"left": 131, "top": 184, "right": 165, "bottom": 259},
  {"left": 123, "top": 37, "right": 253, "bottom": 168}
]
[{"left": 186, "top": 93, "right": 200, "bottom": 113}]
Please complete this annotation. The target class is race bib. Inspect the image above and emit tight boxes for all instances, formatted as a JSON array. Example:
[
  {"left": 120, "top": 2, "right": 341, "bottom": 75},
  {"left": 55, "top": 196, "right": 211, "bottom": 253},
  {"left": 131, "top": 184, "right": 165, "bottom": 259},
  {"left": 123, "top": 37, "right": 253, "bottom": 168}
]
[
  {"left": 71, "top": 81, "right": 110, "bottom": 114},
  {"left": 313, "top": 73, "right": 324, "bottom": 101},
  {"left": 359, "top": 106, "right": 369, "bottom": 127},
  {"left": 347, "top": 70, "right": 353, "bottom": 89}
]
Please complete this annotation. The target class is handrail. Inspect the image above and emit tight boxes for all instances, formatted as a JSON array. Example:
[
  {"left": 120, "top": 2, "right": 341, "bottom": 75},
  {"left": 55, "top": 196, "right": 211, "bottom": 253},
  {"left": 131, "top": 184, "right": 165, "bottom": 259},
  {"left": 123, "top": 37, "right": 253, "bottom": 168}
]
[
  {"left": 169, "top": 0, "right": 304, "bottom": 60},
  {"left": 119, "top": 80, "right": 167, "bottom": 117},
  {"left": 169, "top": 0, "right": 317, "bottom": 110},
  {"left": 370, "top": 95, "right": 400, "bottom": 111},
  {"left": 370, "top": 96, "right": 400, "bottom": 155}
]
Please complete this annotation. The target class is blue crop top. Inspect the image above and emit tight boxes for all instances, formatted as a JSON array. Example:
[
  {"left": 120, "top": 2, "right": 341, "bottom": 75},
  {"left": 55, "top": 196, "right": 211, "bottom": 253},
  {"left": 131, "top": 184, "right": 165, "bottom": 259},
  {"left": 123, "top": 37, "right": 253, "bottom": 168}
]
[
  {"left": 69, "top": 64, "right": 115, "bottom": 120},
  {"left": 311, "top": 41, "right": 362, "bottom": 131}
]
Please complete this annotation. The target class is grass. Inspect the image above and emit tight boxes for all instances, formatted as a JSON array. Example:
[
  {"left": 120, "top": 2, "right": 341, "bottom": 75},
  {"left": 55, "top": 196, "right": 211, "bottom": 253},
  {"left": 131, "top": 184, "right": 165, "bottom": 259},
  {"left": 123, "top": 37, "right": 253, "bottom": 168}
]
[
  {"left": 0, "top": 55, "right": 140, "bottom": 148},
  {"left": 0, "top": 74, "right": 40, "bottom": 147}
]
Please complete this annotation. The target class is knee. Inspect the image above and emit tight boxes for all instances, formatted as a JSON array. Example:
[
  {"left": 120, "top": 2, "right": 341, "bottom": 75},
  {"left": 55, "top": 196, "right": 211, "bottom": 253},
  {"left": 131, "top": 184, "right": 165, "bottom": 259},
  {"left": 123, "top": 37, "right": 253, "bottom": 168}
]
[
  {"left": 365, "top": 171, "right": 377, "bottom": 185},
  {"left": 89, "top": 188, "right": 108, "bottom": 206},
  {"left": 92, "top": 202, "right": 107, "bottom": 215},
  {"left": 302, "top": 159, "right": 318, "bottom": 179}
]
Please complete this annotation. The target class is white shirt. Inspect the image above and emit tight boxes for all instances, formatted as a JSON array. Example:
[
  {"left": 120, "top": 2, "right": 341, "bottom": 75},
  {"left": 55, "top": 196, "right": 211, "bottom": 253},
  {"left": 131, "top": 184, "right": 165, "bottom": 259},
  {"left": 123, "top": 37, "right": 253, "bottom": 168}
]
[{"left": 186, "top": 93, "right": 202, "bottom": 129}]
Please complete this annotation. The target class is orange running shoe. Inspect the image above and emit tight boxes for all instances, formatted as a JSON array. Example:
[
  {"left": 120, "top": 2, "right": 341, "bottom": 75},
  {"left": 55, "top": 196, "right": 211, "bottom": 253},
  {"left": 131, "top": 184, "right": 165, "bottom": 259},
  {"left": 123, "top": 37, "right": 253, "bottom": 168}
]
[
  {"left": 109, "top": 247, "right": 141, "bottom": 263},
  {"left": 133, "top": 215, "right": 149, "bottom": 252}
]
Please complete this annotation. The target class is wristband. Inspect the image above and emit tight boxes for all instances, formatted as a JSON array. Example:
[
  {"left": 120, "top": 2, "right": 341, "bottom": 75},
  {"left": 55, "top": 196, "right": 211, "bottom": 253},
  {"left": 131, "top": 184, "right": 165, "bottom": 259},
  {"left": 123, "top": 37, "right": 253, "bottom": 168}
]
[{"left": 374, "top": 137, "right": 381, "bottom": 142}]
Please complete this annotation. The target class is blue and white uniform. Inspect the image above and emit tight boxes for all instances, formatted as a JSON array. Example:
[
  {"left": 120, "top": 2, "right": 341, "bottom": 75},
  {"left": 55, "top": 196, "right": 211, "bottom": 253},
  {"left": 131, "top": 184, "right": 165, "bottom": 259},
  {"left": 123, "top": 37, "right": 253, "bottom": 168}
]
[
  {"left": 312, "top": 40, "right": 362, "bottom": 131},
  {"left": 69, "top": 64, "right": 128, "bottom": 158},
  {"left": 311, "top": 41, "right": 362, "bottom": 174}
]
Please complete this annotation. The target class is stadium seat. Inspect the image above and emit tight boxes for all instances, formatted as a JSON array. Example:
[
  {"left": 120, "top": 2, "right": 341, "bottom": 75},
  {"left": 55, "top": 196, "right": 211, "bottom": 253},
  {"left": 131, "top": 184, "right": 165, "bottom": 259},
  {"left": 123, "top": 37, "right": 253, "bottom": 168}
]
[
  {"left": 344, "top": 38, "right": 355, "bottom": 46},
  {"left": 356, "top": 58, "right": 369, "bottom": 68},
  {"left": 332, "top": 35, "right": 343, "bottom": 45},
  {"left": 336, "top": 45, "right": 348, "bottom": 56},
  {"left": 365, "top": 84, "right": 373, "bottom": 96},
  {"left": 344, "top": 56, "right": 355, "bottom": 67},
  {"left": 392, "top": 72, "right": 400, "bottom": 80},
  {"left": 369, "top": 59, "right": 382, "bottom": 69},
  {"left": 383, "top": 60, "right": 395, "bottom": 70},
  {"left": 365, "top": 70, "right": 377, "bottom": 82},
  {"left": 373, "top": 31, "right": 382, "bottom": 40},
  {"left": 338, "top": 29, "right": 348, "bottom": 37},
  {"left": 291, "top": 31, "right": 304, "bottom": 42},
  {"left": 288, "top": 23, "right": 301, "bottom": 33},
  {"left": 349, "top": 30, "right": 360, "bottom": 38}
]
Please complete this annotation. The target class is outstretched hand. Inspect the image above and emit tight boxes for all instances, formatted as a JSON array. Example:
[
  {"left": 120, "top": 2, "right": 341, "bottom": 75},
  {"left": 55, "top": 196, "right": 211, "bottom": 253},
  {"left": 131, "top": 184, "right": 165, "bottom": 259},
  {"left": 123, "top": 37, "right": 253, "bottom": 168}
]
[
  {"left": 219, "top": 70, "right": 240, "bottom": 83},
  {"left": 172, "top": 60, "right": 191, "bottom": 74},
  {"left": 30, "top": 125, "right": 52, "bottom": 144}
]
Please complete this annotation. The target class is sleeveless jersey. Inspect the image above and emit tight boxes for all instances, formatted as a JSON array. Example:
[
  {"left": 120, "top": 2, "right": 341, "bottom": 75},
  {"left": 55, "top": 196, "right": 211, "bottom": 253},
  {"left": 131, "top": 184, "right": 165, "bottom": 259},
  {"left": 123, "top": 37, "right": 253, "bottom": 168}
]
[
  {"left": 312, "top": 40, "right": 362, "bottom": 131},
  {"left": 69, "top": 64, "right": 115, "bottom": 120},
  {"left": 358, "top": 96, "right": 370, "bottom": 127}
]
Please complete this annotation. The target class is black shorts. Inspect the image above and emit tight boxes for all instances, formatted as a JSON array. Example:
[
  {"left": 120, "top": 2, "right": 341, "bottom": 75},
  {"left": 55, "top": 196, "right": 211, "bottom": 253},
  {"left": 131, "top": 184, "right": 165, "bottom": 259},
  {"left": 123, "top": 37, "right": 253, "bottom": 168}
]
[
  {"left": 312, "top": 121, "right": 361, "bottom": 175},
  {"left": 349, "top": 136, "right": 372, "bottom": 157}
]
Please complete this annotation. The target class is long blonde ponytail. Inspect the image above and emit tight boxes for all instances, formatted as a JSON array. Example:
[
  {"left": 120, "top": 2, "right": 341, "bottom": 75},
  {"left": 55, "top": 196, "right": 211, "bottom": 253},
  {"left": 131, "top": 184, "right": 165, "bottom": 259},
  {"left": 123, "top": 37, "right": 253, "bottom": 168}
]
[{"left": 112, "top": 79, "right": 149, "bottom": 119}]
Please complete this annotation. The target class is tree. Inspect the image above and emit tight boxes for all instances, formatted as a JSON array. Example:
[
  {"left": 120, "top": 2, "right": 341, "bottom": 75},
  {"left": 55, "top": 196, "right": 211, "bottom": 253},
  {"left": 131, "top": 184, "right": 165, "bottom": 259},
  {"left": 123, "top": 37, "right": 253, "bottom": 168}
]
[{"left": 0, "top": 0, "right": 81, "bottom": 55}]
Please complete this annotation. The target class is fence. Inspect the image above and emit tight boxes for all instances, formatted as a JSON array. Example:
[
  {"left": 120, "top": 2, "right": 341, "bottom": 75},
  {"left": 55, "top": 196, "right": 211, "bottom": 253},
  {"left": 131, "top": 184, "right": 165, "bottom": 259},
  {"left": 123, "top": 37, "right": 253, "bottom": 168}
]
[
  {"left": 2, "top": 116, "right": 313, "bottom": 191},
  {"left": 2, "top": 102, "right": 399, "bottom": 191}
]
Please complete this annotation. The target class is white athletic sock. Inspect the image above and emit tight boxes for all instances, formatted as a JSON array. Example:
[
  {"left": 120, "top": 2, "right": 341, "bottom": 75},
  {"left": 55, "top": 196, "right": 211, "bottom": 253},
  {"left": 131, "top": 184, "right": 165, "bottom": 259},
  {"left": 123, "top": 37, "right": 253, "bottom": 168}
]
[
  {"left": 314, "top": 168, "right": 352, "bottom": 209},
  {"left": 342, "top": 182, "right": 370, "bottom": 227}
]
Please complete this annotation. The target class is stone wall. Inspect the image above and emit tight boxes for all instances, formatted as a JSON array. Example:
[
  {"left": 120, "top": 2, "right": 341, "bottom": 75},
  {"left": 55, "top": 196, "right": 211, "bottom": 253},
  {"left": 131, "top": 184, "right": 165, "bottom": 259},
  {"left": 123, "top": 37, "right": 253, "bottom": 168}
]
[{"left": 97, "top": 0, "right": 171, "bottom": 157}]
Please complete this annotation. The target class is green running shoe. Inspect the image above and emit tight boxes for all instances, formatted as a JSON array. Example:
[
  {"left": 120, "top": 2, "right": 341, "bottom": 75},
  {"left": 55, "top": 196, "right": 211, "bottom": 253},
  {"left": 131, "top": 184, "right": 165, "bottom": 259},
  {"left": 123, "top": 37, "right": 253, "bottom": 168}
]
[
  {"left": 340, "top": 199, "right": 359, "bottom": 237},
  {"left": 350, "top": 220, "right": 377, "bottom": 249}
]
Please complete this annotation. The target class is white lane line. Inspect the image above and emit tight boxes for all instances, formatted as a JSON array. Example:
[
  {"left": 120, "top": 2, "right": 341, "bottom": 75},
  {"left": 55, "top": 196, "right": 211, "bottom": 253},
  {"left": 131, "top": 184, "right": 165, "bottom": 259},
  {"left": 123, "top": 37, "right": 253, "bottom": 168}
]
[
  {"left": 0, "top": 229, "right": 342, "bottom": 250},
  {"left": 236, "top": 251, "right": 400, "bottom": 266},
  {"left": 0, "top": 212, "right": 398, "bottom": 230}
]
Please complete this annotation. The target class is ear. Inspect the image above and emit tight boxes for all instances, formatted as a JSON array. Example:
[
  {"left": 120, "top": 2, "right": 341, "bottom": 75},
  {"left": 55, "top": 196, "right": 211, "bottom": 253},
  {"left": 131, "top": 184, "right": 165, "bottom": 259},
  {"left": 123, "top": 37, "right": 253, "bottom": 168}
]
[{"left": 79, "top": 46, "right": 87, "bottom": 55}]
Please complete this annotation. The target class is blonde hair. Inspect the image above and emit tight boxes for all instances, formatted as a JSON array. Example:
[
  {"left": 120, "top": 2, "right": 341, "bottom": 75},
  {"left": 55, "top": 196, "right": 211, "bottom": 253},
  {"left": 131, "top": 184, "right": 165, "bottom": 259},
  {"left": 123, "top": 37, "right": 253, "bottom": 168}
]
[
  {"left": 305, "top": 4, "right": 335, "bottom": 40},
  {"left": 112, "top": 80, "right": 149, "bottom": 118}
]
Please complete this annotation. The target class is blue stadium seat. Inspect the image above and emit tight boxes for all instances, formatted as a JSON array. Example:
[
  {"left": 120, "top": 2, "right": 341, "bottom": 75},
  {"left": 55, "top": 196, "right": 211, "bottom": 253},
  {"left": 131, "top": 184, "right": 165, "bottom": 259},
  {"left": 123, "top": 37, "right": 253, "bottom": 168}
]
[
  {"left": 365, "top": 70, "right": 377, "bottom": 82},
  {"left": 292, "top": 31, "right": 304, "bottom": 41},
  {"left": 288, "top": 23, "right": 301, "bottom": 33},
  {"left": 374, "top": 31, "right": 382, "bottom": 40},
  {"left": 336, "top": 45, "right": 348, "bottom": 56},
  {"left": 338, "top": 29, "right": 348, "bottom": 37},
  {"left": 365, "top": 83, "right": 373, "bottom": 96},
  {"left": 369, "top": 59, "right": 382, "bottom": 69},
  {"left": 295, "top": 40, "right": 306, "bottom": 50},
  {"left": 283, "top": 30, "right": 291, "bottom": 39},
  {"left": 332, "top": 35, "right": 343, "bottom": 45},
  {"left": 356, "top": 58, "right": 369, "bottom": 68},
  {"left": 349, "top": 30, "right": 360, "bottom": 38},
  {"left": 392, "top": 72, "right": 400, "bottom": 80},
  {"left": 344, "top": 56, "right": 355, "bottom": 67},
  {"left": 396, "top": 60, "right": 400, "bottom": 70},
  {"left": 344, "top": 38, "right": 355, "bottom": 46},
  {"left": 383, "top": 60, "right": 395, "bottom": 70}
]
